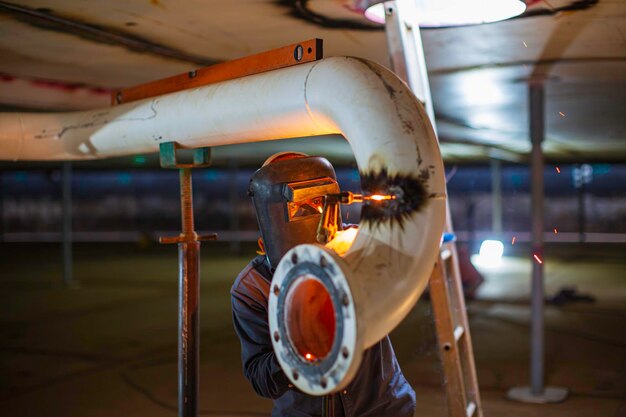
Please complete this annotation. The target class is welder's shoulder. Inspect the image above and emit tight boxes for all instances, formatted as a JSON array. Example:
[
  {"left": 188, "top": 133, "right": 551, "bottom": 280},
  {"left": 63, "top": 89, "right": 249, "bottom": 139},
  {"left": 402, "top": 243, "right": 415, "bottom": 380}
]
[{"left": 231, "top": 256, "right": 271, "bottom": 304}]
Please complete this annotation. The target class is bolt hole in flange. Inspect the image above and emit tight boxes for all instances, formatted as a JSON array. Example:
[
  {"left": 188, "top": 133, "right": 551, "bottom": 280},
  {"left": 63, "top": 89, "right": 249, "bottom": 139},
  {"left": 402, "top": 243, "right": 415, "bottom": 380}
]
[{"left": 285, "top": 276, "right": 336, "bottom": 361}]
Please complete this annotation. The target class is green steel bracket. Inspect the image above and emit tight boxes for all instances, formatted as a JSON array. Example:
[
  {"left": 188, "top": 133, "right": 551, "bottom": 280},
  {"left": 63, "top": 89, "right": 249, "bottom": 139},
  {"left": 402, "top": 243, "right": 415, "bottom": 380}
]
[{"left": 159, "top": 141, "right": 212, "bottom": 169}]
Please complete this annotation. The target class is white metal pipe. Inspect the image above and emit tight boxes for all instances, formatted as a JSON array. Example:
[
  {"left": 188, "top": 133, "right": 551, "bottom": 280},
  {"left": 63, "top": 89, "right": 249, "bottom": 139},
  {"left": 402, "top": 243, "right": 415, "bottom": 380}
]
[
  {"left": 0, "top": 57, "right": 446, "bottom": 394},
  {"left": 0, "top": 64, "right": 334, "bottom": 160}
]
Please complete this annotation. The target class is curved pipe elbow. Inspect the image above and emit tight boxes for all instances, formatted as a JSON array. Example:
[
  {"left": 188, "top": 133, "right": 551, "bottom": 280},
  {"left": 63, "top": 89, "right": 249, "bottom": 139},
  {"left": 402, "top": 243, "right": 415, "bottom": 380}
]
[{"left": 269, "top": 58, "right": 446, "bottom": 395}]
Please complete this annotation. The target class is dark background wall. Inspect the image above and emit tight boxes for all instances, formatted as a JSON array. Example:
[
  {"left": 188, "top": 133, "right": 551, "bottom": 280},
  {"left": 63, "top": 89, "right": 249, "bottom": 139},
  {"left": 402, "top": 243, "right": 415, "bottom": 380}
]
[{"left": 1, "top": 163, "right": 624, "bottom": 244}]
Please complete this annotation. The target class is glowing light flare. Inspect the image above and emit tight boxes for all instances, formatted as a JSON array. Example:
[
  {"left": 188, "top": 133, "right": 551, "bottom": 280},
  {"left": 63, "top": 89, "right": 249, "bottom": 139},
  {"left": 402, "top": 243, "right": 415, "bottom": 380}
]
[
  {"left": 473, "top": 239, "right": 504, "bottom": 267},
  {"left": 556, "top": 167, "right": 561, "bottom": 174},
  {"left": 305, "top": 353, "right": 314, "bottom": 361},
  {"left": 554, "top": 228, "right": 558, "bottom": 234},
  {"left": 511, "top": 236, "right": 517, "bottom": 245},
  {"left": 364, "top": 0, "right": 526, "bottom": 27},
  {"left": 559, "top": 112, "right": 566, "bottom": 117},
  {"left": 460, "top": 77, "right": 505, "bottom": 108},
  {"left": 523, "top": 41, "right": 528, "bottom": 48},
  {"left": 317, "top": 206, "right": 323, "bottom": 213},
  {"left": 533, "top": 254, "right": 543, "bottom": 264},
  {"left": 365, "top": 194, "right": 395, "bottom": 201}
]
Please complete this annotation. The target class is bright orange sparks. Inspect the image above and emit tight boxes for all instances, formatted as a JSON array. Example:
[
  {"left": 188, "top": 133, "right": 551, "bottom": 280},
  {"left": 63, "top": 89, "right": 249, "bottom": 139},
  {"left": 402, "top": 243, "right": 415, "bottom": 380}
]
[
  {"left": 556, "top": 167, "right": 561, "bottom": 174},
  {"left": 511, "top": 236, "right": 516, "bottom": 245},
  {"left": 533, "top": 254, "right": 543, "bottom": 264},
  {"left": 305, "top": 353, "right": 313, "bottom": 360},
  {"left": 317, "top": 206, "right": 323, "bottom": 213}
]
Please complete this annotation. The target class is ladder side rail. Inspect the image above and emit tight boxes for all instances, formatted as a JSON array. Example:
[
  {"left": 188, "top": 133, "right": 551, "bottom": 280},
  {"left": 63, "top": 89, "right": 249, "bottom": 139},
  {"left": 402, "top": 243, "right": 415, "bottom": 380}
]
[
  {"left": 444, "top": 251, "right": 484, "bottom": 417},
  {"left": 430, "top": 259, "right": 469, "bottom": 417}
]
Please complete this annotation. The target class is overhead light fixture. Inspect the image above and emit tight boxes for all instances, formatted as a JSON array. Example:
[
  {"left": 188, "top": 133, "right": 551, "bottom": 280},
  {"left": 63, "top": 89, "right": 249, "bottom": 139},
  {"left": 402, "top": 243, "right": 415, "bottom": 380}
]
[{"left": 364, "top": 0, "right": 526, "bottom": 27}]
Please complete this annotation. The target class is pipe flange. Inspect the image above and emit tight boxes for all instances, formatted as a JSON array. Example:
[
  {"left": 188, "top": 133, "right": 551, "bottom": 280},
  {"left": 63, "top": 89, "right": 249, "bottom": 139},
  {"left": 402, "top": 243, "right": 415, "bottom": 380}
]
[{"left": 269, "top": 243, "right": 361, "bottom": 395}]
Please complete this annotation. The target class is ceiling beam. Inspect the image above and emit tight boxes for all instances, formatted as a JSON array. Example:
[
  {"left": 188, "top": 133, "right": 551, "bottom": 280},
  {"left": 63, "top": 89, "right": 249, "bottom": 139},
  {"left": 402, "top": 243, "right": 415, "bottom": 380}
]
[{"left": 0, "top": 1, "right": 217, "bottom": 66}]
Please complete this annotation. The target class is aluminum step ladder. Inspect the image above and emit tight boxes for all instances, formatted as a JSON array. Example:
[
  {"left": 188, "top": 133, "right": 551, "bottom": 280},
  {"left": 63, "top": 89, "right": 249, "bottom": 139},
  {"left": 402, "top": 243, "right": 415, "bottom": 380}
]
[
  {"left": 429, "top": 234, "right": 483, "bottom": 417},
  {"left": 383, "top": 4, "right": 484, "bottom": 415}
]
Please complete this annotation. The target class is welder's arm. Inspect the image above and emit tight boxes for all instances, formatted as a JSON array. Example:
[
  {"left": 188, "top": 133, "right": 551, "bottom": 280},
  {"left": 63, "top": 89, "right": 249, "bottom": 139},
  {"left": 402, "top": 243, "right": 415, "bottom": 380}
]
[{"left": 231, "top": 293, "right": 291, "bottom": 399}]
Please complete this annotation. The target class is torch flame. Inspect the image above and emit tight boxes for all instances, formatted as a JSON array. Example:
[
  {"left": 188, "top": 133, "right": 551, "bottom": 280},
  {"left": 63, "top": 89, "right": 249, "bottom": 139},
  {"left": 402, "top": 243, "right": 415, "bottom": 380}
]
[
  {"left": 305, "top": 353, "right": 314, "bottom": 361},
  {"left": 366, "top": 194, "right": 395, "bottom": 201}
]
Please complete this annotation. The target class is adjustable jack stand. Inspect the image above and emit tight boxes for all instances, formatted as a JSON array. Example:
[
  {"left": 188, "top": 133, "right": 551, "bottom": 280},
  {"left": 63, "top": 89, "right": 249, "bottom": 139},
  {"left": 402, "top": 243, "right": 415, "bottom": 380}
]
[{"left": 159, "top": 142, "right": 217, "bottom": 417}]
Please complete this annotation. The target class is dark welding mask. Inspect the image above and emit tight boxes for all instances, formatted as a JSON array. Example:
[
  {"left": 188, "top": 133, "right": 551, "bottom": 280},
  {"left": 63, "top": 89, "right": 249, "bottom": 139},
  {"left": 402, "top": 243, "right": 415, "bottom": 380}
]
[{"left": 249, "top": 153, "right": 340, "bottom": 269}]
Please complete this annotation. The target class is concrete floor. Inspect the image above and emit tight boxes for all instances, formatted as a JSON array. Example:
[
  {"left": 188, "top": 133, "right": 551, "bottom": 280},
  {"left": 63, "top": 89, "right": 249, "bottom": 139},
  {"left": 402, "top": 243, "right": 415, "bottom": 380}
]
[{"left": 0, "top": 242, "right": 624, "bottom": 416}]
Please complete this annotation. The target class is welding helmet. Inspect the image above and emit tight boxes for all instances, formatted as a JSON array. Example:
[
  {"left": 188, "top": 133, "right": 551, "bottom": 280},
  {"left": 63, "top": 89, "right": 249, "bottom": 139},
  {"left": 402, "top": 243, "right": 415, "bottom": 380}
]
[{"left": 249, "top": 152, "right": 340, "bottom": 269}]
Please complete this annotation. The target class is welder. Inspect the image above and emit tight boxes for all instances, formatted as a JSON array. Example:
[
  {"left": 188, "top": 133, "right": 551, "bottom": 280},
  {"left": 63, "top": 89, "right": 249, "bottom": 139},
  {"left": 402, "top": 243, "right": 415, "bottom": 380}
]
[{"left": 230, "top": 152, "right": 416, "bottom": 417}]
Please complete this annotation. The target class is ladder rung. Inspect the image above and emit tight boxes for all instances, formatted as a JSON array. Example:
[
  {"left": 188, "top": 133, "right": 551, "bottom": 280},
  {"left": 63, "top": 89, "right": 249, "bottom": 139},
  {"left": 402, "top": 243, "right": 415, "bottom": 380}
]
[
  {"left": 454, "top": 325, "right": 465, "bottom": 342},
  {"left": 466, "top": 401, "right": 477, "bottom": 417},
  {"left": 441, "top": 248, "right": 452, "bottom": 260}
]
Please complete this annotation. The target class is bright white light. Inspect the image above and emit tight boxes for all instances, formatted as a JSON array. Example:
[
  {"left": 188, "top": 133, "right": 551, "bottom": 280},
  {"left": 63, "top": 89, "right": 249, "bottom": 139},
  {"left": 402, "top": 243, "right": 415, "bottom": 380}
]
[
  {"left": 363, "top": 4, "right": 386, "bottom": 24},
  {"left": 475, "top": 239, "right": 504, "bottom": 267},
  {"left": 365, "top": 0, "right": 526, "bottom": 27}
]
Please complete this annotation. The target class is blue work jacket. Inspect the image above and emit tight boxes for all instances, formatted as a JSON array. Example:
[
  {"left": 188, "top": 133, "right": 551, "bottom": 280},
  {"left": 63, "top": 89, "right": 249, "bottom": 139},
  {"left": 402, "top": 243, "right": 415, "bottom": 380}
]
[{"left": 231, "top": 255, "right": 416, "bottom": 417}]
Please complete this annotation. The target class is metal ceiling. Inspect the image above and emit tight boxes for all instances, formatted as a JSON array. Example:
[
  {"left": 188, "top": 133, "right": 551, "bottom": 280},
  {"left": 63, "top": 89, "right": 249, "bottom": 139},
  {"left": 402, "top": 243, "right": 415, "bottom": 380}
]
[{"left": 0, "top": 0, "right": 624, "bottom": 163}]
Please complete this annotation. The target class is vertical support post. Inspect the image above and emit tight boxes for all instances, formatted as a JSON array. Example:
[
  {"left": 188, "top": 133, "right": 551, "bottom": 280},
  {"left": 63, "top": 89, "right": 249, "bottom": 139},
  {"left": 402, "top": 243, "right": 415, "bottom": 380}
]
[
  {"left": 158, "top": 142, "right": 216, "bottom": 417},
  {"left": 62, "top": 161, "right": 74, "bottom": 287},
  {"left": 228, "top": 158, "right": 241, "bottom": 254},
  {"left": 576, "top": 165, "right": 586, "bottom": 242},
  {"left": 507, "top": 82, "right": 568, "bottom": 403},
  {"left": 0, "top": 171, "right": 4, "bottom": 239},
  {"left": 529, "top": 83, "right": 545, "bottom": 396},
  {"left": 178, "top": 168, "right": 199, "bottom": 417},
  {"left": 491, "top": 159, "right": 502, "bottom": 236}
]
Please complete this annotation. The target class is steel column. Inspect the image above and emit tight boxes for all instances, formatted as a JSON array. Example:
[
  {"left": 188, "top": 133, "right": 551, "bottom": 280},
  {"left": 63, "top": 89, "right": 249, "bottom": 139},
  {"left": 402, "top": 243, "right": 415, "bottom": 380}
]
[
  {"left": 178, "top": 168, "right": 200, "bottom": 417},
  {"left": 529, "top": 83, "right": 545, "bottom": 395},
  {"left": 159, "top": 142, "right": 216, "bottom": 417},
  {"left": 577, "top": 164, "right": 586, "bottom": 242},
  {"left": 62, "top": 161, "right": 74, "bottom": 287},
  {"left": 507, "top": 82, "right": 568, "bottom": 403},
  {"left": 491, "top": 159, "right": 503, "bottom": 236},
  {"left": 0, "top": 172, "right": 4, "bottom": 238},
  {"left": 228, "top": 158, "right": 241, "bottom": 254}
]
